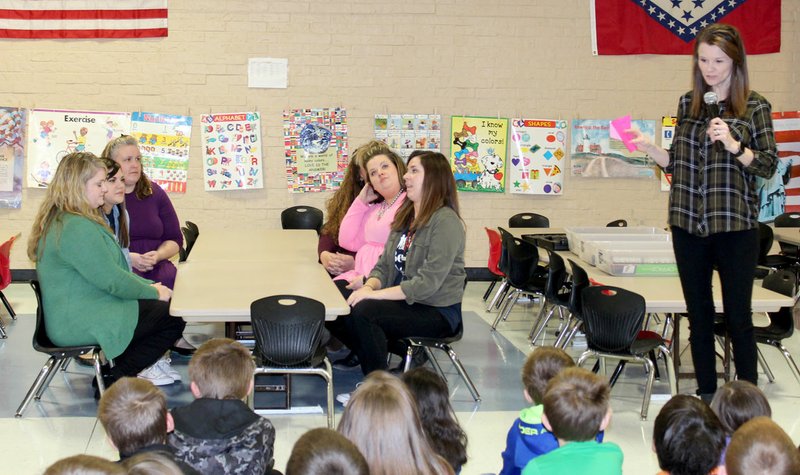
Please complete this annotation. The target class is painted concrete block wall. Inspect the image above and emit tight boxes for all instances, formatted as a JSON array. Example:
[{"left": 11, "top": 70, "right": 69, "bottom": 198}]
[{"left": 1, "top": 1, "right": 798, "bottom": 268}]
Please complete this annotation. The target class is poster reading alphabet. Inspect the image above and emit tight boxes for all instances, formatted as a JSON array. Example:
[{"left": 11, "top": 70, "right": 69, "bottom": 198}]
[
  {"left": 509, "top": 119, "right": 567, "bottom": 195},
  {"left": 130, "top": 112, "right": 192, "bottom": 193},
  {"left": 449, "top": 116, "right": 508, "bottom": 193},
  {"left": 200, "top": 112, "right": 263, "bottom": 191},
  {"left": 374, "top": 113, "right": 441, "bottom": 161},
  {"left": 283, "top": 107, "right": 348, "bottom": 193},
  {"left": 26, "top": 108, "right": 130, "bottom": 187},
  {"left": 570, "top": 118, "right": 656, "bottom": 178},
  {"left": 0, "top": 107, "right": 25, "bottom": 208}
]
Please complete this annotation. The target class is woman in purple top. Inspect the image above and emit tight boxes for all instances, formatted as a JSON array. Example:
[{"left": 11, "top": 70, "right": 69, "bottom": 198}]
[{"left": 102, "top": 136, "right": 183, "bottom": 290}]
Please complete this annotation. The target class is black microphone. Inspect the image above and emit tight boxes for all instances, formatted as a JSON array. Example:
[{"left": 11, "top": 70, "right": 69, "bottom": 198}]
[{"left": 703, "top": 91, "right": 724, "bottom": 151}]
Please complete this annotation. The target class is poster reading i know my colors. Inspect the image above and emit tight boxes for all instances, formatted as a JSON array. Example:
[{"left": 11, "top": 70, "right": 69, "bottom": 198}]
[
  {"left": 26, "top": 109, "right": 130, "bottom": 187},
  {"left": 283, "top": 108, "right": 348, "bottom": 193},
  {"left": 449, "top": 116, "right": 508, "bottom": 193},
  {"left": 130, "top": 112, "right": 192, "bottom": 193},
  {"left": 200, "top": 112, "right": 263, "bottom": 192},
  {"left": 509, "top": 119, "right": 567, "bottom": 195}
]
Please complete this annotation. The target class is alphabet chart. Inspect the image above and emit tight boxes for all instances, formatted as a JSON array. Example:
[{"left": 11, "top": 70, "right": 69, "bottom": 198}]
[
  {"left": 130, "top": 112, "right": 192, "bottom": 193},
  {"left": 200, "top": 112, "right": 263, "bottom": 191},
  {"left": 374, "top": 113, "right": 441, "bottom": 161},
  {"left": 26, "top": 108, "right": 130, "bottom": 188}
]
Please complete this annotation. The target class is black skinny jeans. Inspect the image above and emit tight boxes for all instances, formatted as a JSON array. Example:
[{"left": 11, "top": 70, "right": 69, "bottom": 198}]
[
  {"left": 108, "top": 300, "right": 186, "bottom": 382},
  {"left": 671, "top": 226, "right": 759, "bottom": 394}
]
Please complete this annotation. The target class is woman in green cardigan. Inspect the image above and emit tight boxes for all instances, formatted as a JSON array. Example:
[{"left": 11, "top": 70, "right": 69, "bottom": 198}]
[{"left": 27, "top": 152, "right": 185, "bottom": 388}]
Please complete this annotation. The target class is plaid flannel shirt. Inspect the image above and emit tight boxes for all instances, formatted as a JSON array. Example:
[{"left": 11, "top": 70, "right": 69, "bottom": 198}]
[{"left": 664, "top": 91, "right": 778, "bottom": 237}]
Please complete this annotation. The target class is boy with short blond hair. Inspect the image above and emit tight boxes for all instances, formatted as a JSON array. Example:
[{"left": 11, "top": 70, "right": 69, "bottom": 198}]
[
  {"left": 522, "top": 367, "right": 622, "bottom": 475},
  {"left": 97, "top": 377, "right": 199, "bottom": 474},
  {"left": 501, "top": 347, "right": 605, "bottom": 475},
  {"left": 168, "top": 338, "right": 276, "bottom": 475}
]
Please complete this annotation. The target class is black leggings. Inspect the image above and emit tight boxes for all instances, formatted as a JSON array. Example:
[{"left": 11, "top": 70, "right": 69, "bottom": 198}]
[
  {"left": 671, "top": 226, "right": 759, "bottom": 394},
  {"left": 109, "top": 300, "right": 186, "bottom": 381}
]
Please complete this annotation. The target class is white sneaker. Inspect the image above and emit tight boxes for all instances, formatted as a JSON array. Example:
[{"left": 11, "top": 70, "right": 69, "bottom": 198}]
[
  {"left": 336, "top": 392, "right": 352, "bottom": 406},
  {"left": 137, "top": 363, "right": 174, "bottom": 386},
  {"left": 155, "top": 356, "right": 181, "bottom": 381}
]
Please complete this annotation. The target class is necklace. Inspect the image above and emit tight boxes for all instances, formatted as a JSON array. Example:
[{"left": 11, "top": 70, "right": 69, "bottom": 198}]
[{"left": 377, "top": 190, "right": 403, "bottom": 220}]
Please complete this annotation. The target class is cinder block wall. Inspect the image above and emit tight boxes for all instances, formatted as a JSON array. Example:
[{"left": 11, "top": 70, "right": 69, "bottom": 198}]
[{"left": 2, "top": 1, "right": 798, "bottom": 268}]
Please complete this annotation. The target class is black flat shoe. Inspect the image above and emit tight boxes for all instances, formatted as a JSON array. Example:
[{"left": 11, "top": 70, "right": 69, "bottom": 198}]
[
  {"left": 170, "top": 345, "right": 196, "bottom": 357},
  {"left": 333, "top": 351, "right": 360, "bottom": 371}
]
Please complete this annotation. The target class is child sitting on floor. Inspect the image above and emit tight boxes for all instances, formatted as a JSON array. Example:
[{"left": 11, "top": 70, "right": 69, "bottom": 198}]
[
  {"left": 168, "top": 338, "right": 277, "bottom": 475},
  {"left": 725, "top": 417, "right": 800, "bottom": 475},
  {"left": 521, "top": 367, "right": 622, "bottom": 475},
  {"left": 653, "top": 394, "right": 725, "bottom": 475}
]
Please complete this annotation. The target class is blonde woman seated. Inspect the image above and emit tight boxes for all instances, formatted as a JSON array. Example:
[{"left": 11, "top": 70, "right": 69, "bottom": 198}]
[{"left": 28, "top": 152, "right": 186, "bottom": 389}]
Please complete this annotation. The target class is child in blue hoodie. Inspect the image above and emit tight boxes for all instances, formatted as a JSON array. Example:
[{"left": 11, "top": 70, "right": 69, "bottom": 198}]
[{"left": 500, "top": 347, "right": 603, "bottom": 475}]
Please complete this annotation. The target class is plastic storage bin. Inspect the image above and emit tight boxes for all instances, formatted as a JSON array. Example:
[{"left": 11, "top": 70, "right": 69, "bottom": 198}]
[
  {"left": 582, "top": 240, "right": 674, "bottom": 267},
  {"left": 565, "top": 226, "right": 670, "bottom": 257},
  {"left": 596, "top": 247, "right": 678, "bottom": 276}
]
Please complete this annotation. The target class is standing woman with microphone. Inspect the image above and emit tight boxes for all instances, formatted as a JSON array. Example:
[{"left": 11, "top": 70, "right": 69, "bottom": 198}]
[{"left": 629, "top": 24, "right": 778, "bottom": 402}]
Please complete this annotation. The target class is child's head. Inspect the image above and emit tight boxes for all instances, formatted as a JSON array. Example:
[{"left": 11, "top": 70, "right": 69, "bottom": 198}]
[
  {"left": 726, "top": 417, "right": 800, "bottom": 475},
  {"left": 286, "top": 428, "right": 369, "bottom": 475},
  {"left": 710, "top": 380, "right": 771, "bottom": 435},
  {"left": 44, "top": 454, "right": 125, "bottom": 475},
  {"left": 97, "top": 377, "right": 170, "bottom": 456},
  {"left": 653, "top": 395, "right": 725, "bottom": 475},
  {"left": 123, "top": 451, "right": 185, "bottom": 475},
  {"left": 401, "top": 367, "right": 468, "bottom": 472},
  {"left": 521, "top": 347, "right": 575, "bottom": 404},
  {"left": 541, "top": 367, "right": 610, "bottom": 442},
  {"left": 189, "top": 338, "right": 254, "bottom": 400}
]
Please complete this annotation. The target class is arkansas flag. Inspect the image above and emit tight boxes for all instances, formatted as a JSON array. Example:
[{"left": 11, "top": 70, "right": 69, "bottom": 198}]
[
  {"left": 591, "top": 0, "right": 781, "bottom": 55},
  {"left": 0, "top": 1, "right": 168, "bottom": 39}
]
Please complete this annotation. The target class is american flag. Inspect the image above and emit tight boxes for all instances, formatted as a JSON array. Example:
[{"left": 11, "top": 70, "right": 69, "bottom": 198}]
[
  {"left": 774, "top": 112, "right": 800, "bottom": 213},
  {"left": 0, "top": 1, "right": 167, "bottom": 39}
]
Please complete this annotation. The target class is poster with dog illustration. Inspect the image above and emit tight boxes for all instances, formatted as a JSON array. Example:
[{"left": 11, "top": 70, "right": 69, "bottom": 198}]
[
  {"left": 449, "top": 116, "right": 508, "bottom": 193},
  {"left": 509, "top": 119, "right": 566, "bottom": 195}
]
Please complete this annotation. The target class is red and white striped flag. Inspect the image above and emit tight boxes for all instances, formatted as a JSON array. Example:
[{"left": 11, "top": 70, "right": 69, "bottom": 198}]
[
  {"left": 0, "top": 1, "right": 167, "bottom": 39},
  {"left": 774, "top": 112, "right": 800, "bottom": 213}
]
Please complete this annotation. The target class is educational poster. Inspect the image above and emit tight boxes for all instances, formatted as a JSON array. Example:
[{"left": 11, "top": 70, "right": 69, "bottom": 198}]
[
  {"left": 450, "top": 116, "right": 508, "bottom": 193},
  {"left": 659, "top": 116, "right": 676, "bottom": 191},
  {"left": 0, "top": 107, "right": 25, "bottom": 208},
  {"left": 130, "top": 112, "right": 192, "bottom": 193},
  {"left": 26, "top": 108, "right": 130, "bottom": 187},
  {"left": 374, "top": 113, "right": 441, "bottom": 161},
  {"left": 570, "top": 119, "right": 656, "bottom": 178},
  {"left": 283, "top": 108, "right": 348, "bottom": 193},
  {"left": 200, "top": 112, "right": 263, "bottom": 192},
  {"left": 508, "top": 119, "right": 567, "bottom": 195}
]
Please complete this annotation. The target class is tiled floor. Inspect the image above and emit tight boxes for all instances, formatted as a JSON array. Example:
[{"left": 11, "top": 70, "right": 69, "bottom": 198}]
[{"left": 1, "top": 281, "right": 800, "bottom": 474}]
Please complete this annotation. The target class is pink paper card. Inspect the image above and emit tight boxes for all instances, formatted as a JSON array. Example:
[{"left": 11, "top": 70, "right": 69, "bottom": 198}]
[{"left": 610, "top": 115, "right": 637, "bottom": 152}]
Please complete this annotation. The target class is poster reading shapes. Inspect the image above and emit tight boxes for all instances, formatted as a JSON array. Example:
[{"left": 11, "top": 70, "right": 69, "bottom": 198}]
[
  {"left": 374, "top": 113, "right": 441, "bottom": 160},
  {"left": 130, "top": 112, "right": 192, "bottom": 193},
  {"left": 200, "top": 112, "right": 263, "bottom": 192},
  {"left": 0, "top": 107, "right": 25, "bottom": 208},
  {"left": 283, "top": 108, "right": 348, "bottom": 193},
  {"left": 509, "top": 119, "right": 567, "bottom": 195},
  {"left": 450, "top": 116, "right": 508, "bottom": 193},
  {"left": 26, "top": 109, "right": 130, "bottom": 187},
  {"left": 659, "top": 116, "right": 677, "bottom": 191},
  {"left": 570, "top": 118, "right": 656, "bottom": 178}
]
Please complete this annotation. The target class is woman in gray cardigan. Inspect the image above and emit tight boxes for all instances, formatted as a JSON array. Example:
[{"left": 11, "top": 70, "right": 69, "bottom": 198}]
[{"left": 343, "top": 152, "right": 466, "bottom": 376}]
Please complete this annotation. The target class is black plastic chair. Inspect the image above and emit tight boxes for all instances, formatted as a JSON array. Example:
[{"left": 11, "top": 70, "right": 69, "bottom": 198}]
[
  {"left": 16, "top": 280, "right": 107, "bottom": 417},
  {"left": 774, "top": 212, "right": 800, "bottom": 263},
  {"left": 281, "top": 206, "right": 324, "bottom": 235},
  {"left": 606, "top": 219, "right": 628, "bottom": 227},
  {"left": 180, "top": 225, "right": 199, "bottom": 262},
  {"left": 508, "top": 212, "right": 550, "bottom": 228},
  {"left": 250, "top": 294, "right": 334, "bottom": 428},
  {"left": 491, "top": 229, "right": 546, "bottom": 330},
  {"left": 759, "top": 222, "right": 795, "bottom": 275},
  {"left": 528, "top": 249, "right": 569, "bottom": 345},
  {"left": 401, "top": 321, "right": 481, "bottom": 402},
  {"left": 715, "top": 269, "right": 800, "bottom": 385},
  {"left": 185, "top": 220, "right": 199, "bottom": 237},
  {"left": 576, "top": 285, "right": 676, "bottom": 420},
  {"left": 549, "top": 258, "right": 591, "bottom": 348}
]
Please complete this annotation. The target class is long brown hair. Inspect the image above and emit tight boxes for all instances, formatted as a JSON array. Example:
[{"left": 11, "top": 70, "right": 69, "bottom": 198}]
[
  {"left": 393, "top": 152, "right": 461, "bottom": 232},
  {"left": 321, "top": 147, "right": 366, "bottom": 242},
  {"left": 28, "top": 152, "right": 109, "bottom": 261},
  {"left": 100, "top": 157, "right": 130, "bottom": 248},
  {"left": 338, "top": 371, "right": 452, "bottom": 475},
  {"left": 689, "top": 23, "right": 750, "bottom": 119},
  {"left": 101, "top": 135, "right": 153, "bottom": 199}
]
